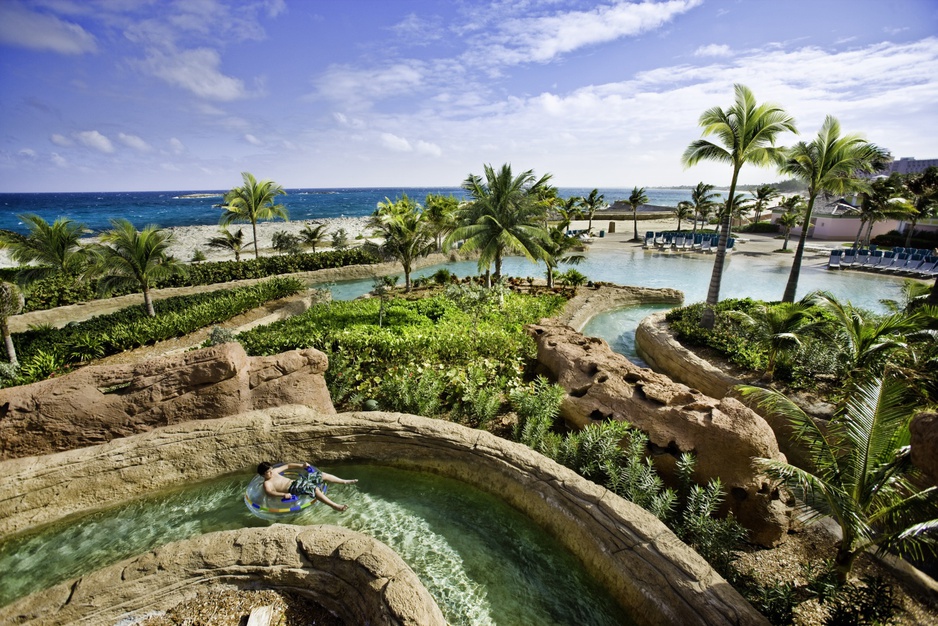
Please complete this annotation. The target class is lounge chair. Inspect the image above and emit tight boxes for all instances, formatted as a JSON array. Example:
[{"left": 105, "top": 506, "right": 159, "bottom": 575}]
[
  {"left": 854, "top": 249, "right": 869, "bottom": 267},
  {"left": 674, "top": 235, "right": 686, "bottom": 249},
  {"left": 700, "top": 238, "right": 712, "bottom": 252},
  {"left": 913, "top": 257, "right": 938, "bottom": 277},
  {"left": 841, "top": 249, "right": 856, "bottom": 267},
  {"left": 827, "top": 250, "right": 842, "bottom": 269},
  {"left": 882, "top": 253, "right": 909, "bottom": 273},
  {"left": 875, "top": 251, "right": 896, "bottom": 271},
  {"left": 865, "top": 250, "right": 884, "bottom": 269},
  {"left": 898, "top": 254, "right": 924, "bottom": 274}
]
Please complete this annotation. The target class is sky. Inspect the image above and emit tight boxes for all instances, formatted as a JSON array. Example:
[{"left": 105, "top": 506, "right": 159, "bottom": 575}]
[{"left": 1, "top": 0, "right": 937, "bottom": 193}]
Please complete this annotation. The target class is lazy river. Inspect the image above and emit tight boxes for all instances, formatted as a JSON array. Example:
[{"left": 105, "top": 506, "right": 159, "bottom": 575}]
[{"left": 0, "top": 464, "right": 632, "bottom": 626}]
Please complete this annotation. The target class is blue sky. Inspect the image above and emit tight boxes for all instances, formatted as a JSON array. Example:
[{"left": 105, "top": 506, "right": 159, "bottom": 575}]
[{"left": 1, "top": 0, "right": 937, "bottom": 192}]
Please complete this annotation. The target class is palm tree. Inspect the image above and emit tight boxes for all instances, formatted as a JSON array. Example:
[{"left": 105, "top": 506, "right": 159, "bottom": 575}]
[
  {"left": 728, "top": 193, "right": 754, "bottom": 237},
  {"left": 673, "top": 201, "right": 693, "bottom": 232},
  {"left": 741, "top": 375, "right": 938, "bottom": 583},
  {"left": 424, "top": 194, "right": 459, "bottom": 252},
  {"left": 690, "top": 182, "right": 720, "bottom": 235},
  {"left": 0, "top": 282, "right": 24, "bottom": 366},
  {"left": 96, "top": 219, "right": 185, "bottom": 317},
  {"left": 445, "top": 163, "right": 552, "bottom": 284},
  {"left": 299, "top": 222, "right": 329, "bottom": 253},
  {"left": 220, "top": 172, "right": 288, "bottom": 260},
  {"left": 779, "top": 116, "right": 889, "bottom": 303},
  {"left": 682, "top": 84, "right": 797, "bottom": 327},
  {"left": 903, "top": 166, "right": 938, "bottom": 248},
  {"left": 0, "top": 214, "right": 94, "bottom": 284},
  {"left": 579, "top": 189, "right": 606, "bottom": 235},
  {"left": 724, "top": 297, "right": 817, "bottom": 381},
  {"left": 777, "top": 201, "right": 804, "bottom": 252},
  {"left": 207, "top": 227, "right": 249, "bottom": 262},
  {"left": 627, "top": 186, "right": 649, "bottom": 241},
  {"left": 367, "top": 195, "right": 435, "bottom": 292},
  {"left": 750, "top": 184, "right": 780, "bottom": 226},
  {"left": 851, "top": 175, "right": 908, "bottom": 250},
  {"left": 544, "top": 223, "right": 586, "bottom": 288}
]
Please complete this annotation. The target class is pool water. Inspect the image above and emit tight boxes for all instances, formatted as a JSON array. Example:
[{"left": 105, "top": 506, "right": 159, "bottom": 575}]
[{"left": 0, "top": 465, "right": 632, "bottom": 626}]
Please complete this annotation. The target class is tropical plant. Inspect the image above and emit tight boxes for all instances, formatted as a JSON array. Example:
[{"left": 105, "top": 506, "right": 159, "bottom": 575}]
[
  {"left": 779, "top": 116, "right": 889, "bottom": 303},
  {"left": 740, "top": 376, "right": 938, "bottom": 583},
  {"left": 190, "top": 249, "right": 207, "bottom": 263},
  {"left": 690, "top": 182, "right": 720, "bottom": 235},
  {"left": 579, "top": 189, "right": 606, "bottom": 235},
  {"left": 674, "top": 201, "right": 694, "bottom": 232},
  {"left": 751, "top": 184, "right": 780, "bottom": 225},
  {"left": 0, "top": 282, "right": 24, "bottom": 365},
  {"left": 220, "top": 171, "right": 288, "bottom": 260},
  {"left": 95, "top": 219, "right": 185, "bottom": 317},
  {"left": 682, "top": 84, "right": 797, "bottom": 327},
  {"left": 207, "top": 227, "right": 249, "bottom": 262},
  {"left": 423, "top": 194, "right": 459, "bottom": 252},
  {"left": 331, "top": 228, "right": 349, "bottom": 251},
  {"left": 902, "top": 166, "right": 938, "bottom": 248},
  {"left": 851, "top": 175, "right": 909, "bottom": 250},
  {"left": 728, "top": 193, "right": 754, "bottom": 236},
  {"left": 366, "top": 194, "right": 435, "bottom": 291},
  {"left": 271, "top": 230, "right": 302, "bottom": 255},
  {"left": 724, "top": 296, "right": 817, "bottom": 381},
  {"left": 627, "top": 186, "right": 649, "bottom": 241},
  {"left": 299, "top": 222, "right": 329, "bottom": 253},
  {"left": 778, "top": 209, "right": 803, "bottom": 252},
  {"left": 0, "top": 214, "right": 94, "bottom": 284},
  {"left": 544, "top": 223, "right": 585, "bottom": 288},
  {"left": 445, "top": 163, "right": 552, "bottom": 284}
]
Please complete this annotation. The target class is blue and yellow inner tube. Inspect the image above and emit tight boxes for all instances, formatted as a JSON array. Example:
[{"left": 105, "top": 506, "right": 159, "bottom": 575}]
[{"left": 243, "top": 463, "right": 325, "bottom": 520}]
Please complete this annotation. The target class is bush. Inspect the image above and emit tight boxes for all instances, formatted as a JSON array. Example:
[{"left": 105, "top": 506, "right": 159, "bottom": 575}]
[
  {"left": 871, "top": 228, "right": 938, "bottom": 249},
  {"left": 738, "top": 222, "right": 781, "bottom": 234}
]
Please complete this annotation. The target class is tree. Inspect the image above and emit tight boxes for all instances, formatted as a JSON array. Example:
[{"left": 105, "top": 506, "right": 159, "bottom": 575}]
[
  {"left": 220, "top": 172, "right": 288, "bottom": 260},
  {"left": 682, "top": 84, "right": 797, "bottom": 327},
  {"left": 544, "top": 223, "right": 585, "bottom": 288},
  {"left": 207, "top": 227, "right": 249, "bottom": 262},
  {"left": 424, "top": 194, "right": 459, "bottom": 252},
  {"left": 96, "top": 219, "right": 185, "bottom": 317},
  {"left": 728, "top": 193, "right": 754, "bottom": 237},
  {"left": 903, "top": 166, "right": 938, "bottom": 248},
  {"left": 851, "top": 175, "right": 908, "bottom": 250},
  {"left": 445, "top": 163, "right": 552, "bottom": 284},
  {"left": 271, "top": 230, "right": 302, "bottom": 255},
  {"left": 673, "top": 201, "right": 693, "bottom": 232},
  {"left": 627, "top": 186, "right": 649, "bottom": 241},
  {"left": 751, "top": 184, "right": 780, "bottom": 225},
  {"left": 0, "top": 282, "right": 24, "bottom": 365},
  {"left": 0, "top": 214, "right": 94, "bottom": 284},
  {"left": 367, "top": 195, "right": 435, "bottom": 292},
  {"left": 690, "top": 182, "right": 720, "bottom": 235},
  {"left": 299, "top": 222, "right": 329, "bottom": 253},
  {"left": 741, "top": 376, "right": 938, "bottom": 583},
  {"left": 724, "top": 297, "right": 817, "bottom": 381},
  {"left": 777, "top": 196, "right": 805, "bottom": 251},
  {"left": 579, "top": 189, "right": 606, "bottom": 235},
  {"left": 779, "top": 116, "right": 889, "bottom": 303}
]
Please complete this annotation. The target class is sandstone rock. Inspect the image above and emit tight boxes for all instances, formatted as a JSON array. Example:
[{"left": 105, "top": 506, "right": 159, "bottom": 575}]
[
  {"left": 911, "top": 412, "right": 938, "bottom": 486},
  {"left": 0, "top": 342, "right": 334, "bottom": 460},
  {"left": 528, "top": 321, "right": 792, "bottom": 547}
]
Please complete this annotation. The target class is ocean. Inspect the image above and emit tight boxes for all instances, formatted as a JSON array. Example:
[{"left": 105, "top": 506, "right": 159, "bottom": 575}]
[{"left": 0, "top": 187, "right": 697, "bottom": 235}]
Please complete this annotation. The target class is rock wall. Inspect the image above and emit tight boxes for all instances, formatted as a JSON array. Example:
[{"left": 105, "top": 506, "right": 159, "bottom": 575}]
[
  {"left": 554, "top": 284, "right": 684, "bottom": 331},
  {"left": 0, "top": 524, "right": 446, "bottom": 626},
  {"left": 0, "top": 342, "right": 334, "bottom": 460},
  {"left": 528, "top": 321, "right": 792, "bottom": 547},
  {"left": 0, "top": 406, "right": 768, "bottom": 626}
]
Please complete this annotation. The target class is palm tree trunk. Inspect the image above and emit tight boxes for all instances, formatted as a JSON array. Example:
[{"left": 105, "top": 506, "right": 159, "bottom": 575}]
[
  {"left": 782, "top": 192, "right": 817, "bottom": 303},
  {"left": 547, "top": 266, "right": 554, "bottom": 288},
  {"left": 701, "top": 169, "right": 740, "bottom": 328},
  {"left": 692, "top": 212, "right": 699, "bottom": 236},
  {"left": 2, "top": 321, "right": 17, "bottom": 366},
  {"left": 252, "top": 221, "right": 260, "bottom": 260},
  {"left": 403, "top": 262, "right": 412, "bottom": 292},
  {"left": 853, "top": 220, "right": 865, "bottom": 250},
  {"left": 632, "top": 209, "right": 639, "bottom": 241},
  {"left": 782, "top": 229, "right": 791, "bottom": 251},
  {"left": 143, "top": 287, "right": 156, "bottom": 317},
  {"left": 904, "top": 218, "right": 919, "bottom": 248},
  {"left": 834, "top": 544, "right": 859, "bottom": 584}
]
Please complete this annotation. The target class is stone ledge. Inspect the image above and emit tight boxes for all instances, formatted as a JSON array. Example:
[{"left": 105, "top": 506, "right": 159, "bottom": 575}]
[{"left": 0, "top": 406, "right": 768, "bottom": 626}]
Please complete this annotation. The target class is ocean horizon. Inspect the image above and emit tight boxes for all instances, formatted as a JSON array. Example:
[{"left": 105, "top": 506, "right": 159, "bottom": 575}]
[{"left": 0, "top": 187, "right": 701, "bottom": 235}]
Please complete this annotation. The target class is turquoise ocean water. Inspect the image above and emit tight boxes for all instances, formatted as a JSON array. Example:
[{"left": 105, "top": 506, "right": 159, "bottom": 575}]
[{"left": 0, "top": 187, "right": 693, "bottom": 234}]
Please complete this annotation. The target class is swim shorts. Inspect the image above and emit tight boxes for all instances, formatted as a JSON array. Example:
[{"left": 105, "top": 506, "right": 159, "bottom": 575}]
[{"left": 288, "top": 467, "right": 325, "bottom": 498}]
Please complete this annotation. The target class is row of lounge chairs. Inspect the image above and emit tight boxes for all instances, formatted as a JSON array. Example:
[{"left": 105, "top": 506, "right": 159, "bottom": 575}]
[
  {"left": 643, "top": 231, "right": 735, "bottom": 252},
  {"left": 828, "top": 248, "right": 938, "bottom": 278}
]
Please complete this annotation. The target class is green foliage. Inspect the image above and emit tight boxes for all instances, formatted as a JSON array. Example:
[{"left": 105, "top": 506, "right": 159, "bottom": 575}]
[
  {"left": 432, "top": 268, "right": 453, "bottom": 285},
  {"left": 271, "top": 230, "right": 302, "bottom": 255},
  {"left": 824, "top": 576, "right": 898, "bottom": 626},
  {"left": 206, "top": 326, "right": 236, "bottom": 346},
  {"left": 331, "top": 228, "right": 349, "bottom": 250},
  {"left": 557, "top": 268, "right": 587, "bottom": 287},
  {"left": 510, "top": 375, "right": 565, "bottom": 446}
]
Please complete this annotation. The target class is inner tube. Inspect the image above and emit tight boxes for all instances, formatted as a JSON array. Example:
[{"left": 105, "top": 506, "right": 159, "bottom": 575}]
[{"left": 244, "top": 463, "right": 326, "bottom": 520}]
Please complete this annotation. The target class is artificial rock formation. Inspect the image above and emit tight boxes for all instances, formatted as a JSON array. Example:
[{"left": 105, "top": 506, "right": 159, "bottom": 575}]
[
  {"left": 911, "top": 412, "right": 938, "bottom": 486},
  {"left": 0, "top": 342, "right": 334, "bottom": 460},
  {"left": 528, "top": 321, "right": 792, "bottom": 547}
]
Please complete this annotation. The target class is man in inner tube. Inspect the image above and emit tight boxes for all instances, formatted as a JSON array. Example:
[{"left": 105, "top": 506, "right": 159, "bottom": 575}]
[{"left": 257, "top": 461, "right": 358, "bottom": 512}]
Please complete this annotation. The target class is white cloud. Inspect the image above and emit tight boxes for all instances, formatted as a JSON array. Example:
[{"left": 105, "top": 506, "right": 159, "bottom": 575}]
[
  {"left": 416, "top": 140, "right": 443, "bottom": 157},
  {"left": 137, "top": 48, "right": 249, "bottom": 101},
  {"left": 76, "top": 130, "right": 115, "bottom": 153},
  {"left": 118, "top": 133, "right": 151, "bottom": 152},
  {"left": 0, "top": 2, "right": 97, "bottom": 54},
  {"left": 244, "top": 133, "right": 263, "bottom": 146},
  {"left": 333, "top": 112, "right": 366, "bottom": 129},
  {"left": 314, "top": 62, "right": 424, "bottom": 108},
  {"left": 693, "top": 44, "right": 732, "bottom": 57},
  {"left": 169, "top": 138, "right": 186, "bottom": 154},
  {"left": 51, "top": 152, "right": 68, "bottom": 168},
  {"left": 50, "top": 133, "right": 72, "bottom": 147},
  {"left": 380, "top": 133, "right": 413, "bottom": 152},
  {"left": 18, "top": 148, "right": 37, "bottom": 159}
]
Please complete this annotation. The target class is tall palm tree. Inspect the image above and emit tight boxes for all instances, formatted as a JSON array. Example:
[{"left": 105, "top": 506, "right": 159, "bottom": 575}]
[
  {"left": 750, "top": 184, "right": 780, "bottom": 225},
  {"left": 627, "top": 186, "right": 649, "bottom": 241},
  {"left": 741, "top": 375, "right": 938, "bottom": 583},
  {"left": 445, "top": 163, "right": 552, "bottom": 283},
  {"left": 220, "top": 172, "right": 288, "bottom": 260},
  {"left": 207, "top": 227, "right": 249, "bottom": 262},
  {"left": 682, "top": 84, "right": 797, "bottom": 327},
  {"left": 424, "top": 194, "right": 459, "bottom": 252},
  {"left": 851, "top": 175, "right": 908, "bottom": 250},
  {"left": 299, "top": 222, "right": 329, "bottom": 253},
  {"left": 690, "top": 182, "right": 720, "bottom": 235},
  {"left": 579, "top": 189, "right": 606, "bottom": 235},
  {"left": 0, "top": 282, "right": 24, "bottom": 366},
  {"left": 673, "top": 201, "right": 693, "bottom": 232},
  {"left": 96, "top": 219, "right": 185, "bottom": 317},
  {"left": 367, "top": 195, "right": 435, "bottom": 292},
  {"left": 903, "top": 166, "right": 938, "bottom": 248},
  {"left": 0, "top": 214, "right": 94, "bottom": 284},
  {"left": 779, "top": 116, "right": 888, "bottom": 303}
]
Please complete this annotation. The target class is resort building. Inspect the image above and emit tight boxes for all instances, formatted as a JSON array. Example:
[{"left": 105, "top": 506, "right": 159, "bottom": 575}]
[
  {"left": 772, "top": 197, "right": 938, "bottom": 242},
  {"left": 879, "top": 157, "right": 938, "bottom": 176}
]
